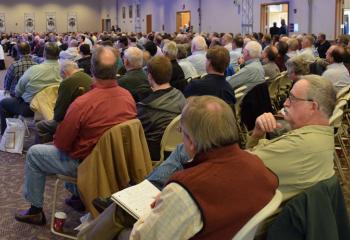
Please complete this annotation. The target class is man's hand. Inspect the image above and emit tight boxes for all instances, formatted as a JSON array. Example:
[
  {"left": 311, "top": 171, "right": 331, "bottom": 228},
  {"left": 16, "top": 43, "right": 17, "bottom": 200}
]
[
  {"left": 150, "top": 193, "right": 161, "bottom": 209},
  {"left": 252, "top": 113, "right": 282, "bottom": 139}
]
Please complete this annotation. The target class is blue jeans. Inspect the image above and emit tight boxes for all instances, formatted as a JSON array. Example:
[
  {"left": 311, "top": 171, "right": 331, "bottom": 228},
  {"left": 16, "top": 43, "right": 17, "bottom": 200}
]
[
  {"left": 147, "top": 144, "right": 190, "bottom": 190},
  {"left": 24, "top": 144, "right": 79, "bottom": 208}
]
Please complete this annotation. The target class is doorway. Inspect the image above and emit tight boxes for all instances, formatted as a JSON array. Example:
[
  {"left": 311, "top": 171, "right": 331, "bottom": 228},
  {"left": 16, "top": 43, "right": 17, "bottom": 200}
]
[
  {"left": 176, "top": 11, "right": 191, "bottom": 32},
  {"left": 102, "top": 19, "right": 111, "bottom": 32},
  {"left": 146, "top": 14, "right": 152, "bottom": 33},
  {"left": 260, "top": 3, "right": 289, "bottom": 34}
]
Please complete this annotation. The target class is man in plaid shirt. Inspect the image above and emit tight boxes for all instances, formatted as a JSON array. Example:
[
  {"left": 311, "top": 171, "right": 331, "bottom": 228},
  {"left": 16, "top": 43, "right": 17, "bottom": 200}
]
[{"left": 4, "top": 42, "right": 36, "bottom": 96}]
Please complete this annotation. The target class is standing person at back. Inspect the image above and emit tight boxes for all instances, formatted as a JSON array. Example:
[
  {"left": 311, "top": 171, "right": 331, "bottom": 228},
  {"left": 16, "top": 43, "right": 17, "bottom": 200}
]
[{"left": 270, "top": 22, "right": 280, "bottom": 37}]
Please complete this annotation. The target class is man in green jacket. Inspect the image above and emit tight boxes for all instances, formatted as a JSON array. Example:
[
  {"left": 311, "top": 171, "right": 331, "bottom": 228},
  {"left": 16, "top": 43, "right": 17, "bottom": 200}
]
[{"left": 36, "top": 60, "right": 92, "bottom": 143}]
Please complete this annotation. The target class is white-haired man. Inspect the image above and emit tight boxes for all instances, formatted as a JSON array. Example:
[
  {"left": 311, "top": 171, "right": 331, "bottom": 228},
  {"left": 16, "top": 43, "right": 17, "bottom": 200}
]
[
  {"left": 36, "top": 60, "right": 92, "bottom": 143},
  {"left": 59, "top": 39, "right": 80, "bottom": 62},
  {"left": 118, "top": 47, "right": 151, "bottom": 102},
  {"left": 186, "top": 35, "right": 208, "bottom": 76},
  {"left": 227, "top": 40, "right": 265, "bottom": 93}
]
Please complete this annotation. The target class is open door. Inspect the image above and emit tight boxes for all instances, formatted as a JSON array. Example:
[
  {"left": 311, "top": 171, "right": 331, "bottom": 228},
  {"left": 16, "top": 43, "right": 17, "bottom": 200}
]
[
  {"left": 146, "top": 14, "right": 152, "bottom": 33},
  {"left": 101, "top": 19, "right": 111, "bottom": 32},
  {"left": 260, "top": 3, "right": 289, "bottom": 34},
  {"left": 176, "top": 11, "right": 191, "bottom": 32}
]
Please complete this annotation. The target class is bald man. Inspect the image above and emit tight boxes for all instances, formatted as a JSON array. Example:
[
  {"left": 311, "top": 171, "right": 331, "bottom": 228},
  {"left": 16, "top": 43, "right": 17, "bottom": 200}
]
[
  {"left": 322, "top": 45, "right": 350, "bottom": 92},
  {"left": 15, "top": 46, "right": 137, "bottom": 225}
]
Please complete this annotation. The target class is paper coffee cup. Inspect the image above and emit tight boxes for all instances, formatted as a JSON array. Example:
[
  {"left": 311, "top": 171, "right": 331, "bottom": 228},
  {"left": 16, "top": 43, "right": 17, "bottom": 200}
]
[{"left": 54, "top": 211, "right": 67, "bottom": 232}]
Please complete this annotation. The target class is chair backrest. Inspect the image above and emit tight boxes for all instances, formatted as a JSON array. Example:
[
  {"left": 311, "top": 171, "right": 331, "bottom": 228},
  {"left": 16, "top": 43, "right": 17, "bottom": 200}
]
[
  {"left": 232, "top": 190, "right": 283, "bottom": 240},
  {"left": 234, "top": 85, "right": 247, "bottom": 95},
  {"left": 157, "top": 115, "right": 182, "bottom": 165},
  {"left": 337, "top": 85, "right": 350, "bottom": 99}
]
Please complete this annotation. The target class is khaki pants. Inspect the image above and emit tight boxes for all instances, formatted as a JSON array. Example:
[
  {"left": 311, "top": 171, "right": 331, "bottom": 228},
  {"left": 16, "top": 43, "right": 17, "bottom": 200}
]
[{"left": 77, "top": 203, "right": 136, "bottom": 240}]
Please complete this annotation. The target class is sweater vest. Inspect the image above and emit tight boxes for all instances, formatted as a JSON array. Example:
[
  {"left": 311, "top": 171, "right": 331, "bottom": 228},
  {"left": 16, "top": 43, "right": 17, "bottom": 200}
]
[{"left": 168, "top": 144, "right": 278, "bottom": 240}]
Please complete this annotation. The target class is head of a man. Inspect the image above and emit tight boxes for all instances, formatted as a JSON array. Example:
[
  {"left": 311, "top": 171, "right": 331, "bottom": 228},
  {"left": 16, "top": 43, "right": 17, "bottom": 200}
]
[
  {"left": 205, "top": 46, "right": 230, "bottom": 74},
  {"left": 17, "top": 41, "right": 31, "bottom": 56},
  {"left": 287, "top": 38, "right": 299, "bottom": 52},
  {"left": 317, "top": 33, "right": 326, "bottom": 44},
  {"left": 163, "top": 41, "right": 178, "bottom": 61},
  {"left": 123, "top": 46, "right": 144, "bottom": 71},
  {"left": 285, "top": 56, "right": 310, "bottom": 82},
  {"left": 283, "top": 75, "right": 336, "bottom": 129},
  {"left": 326, "top": 45, "right": 344, "bottom": 64},
  {"left": 262, "top": 45, "right": 278, "bottom": 63},
  {"left": 60, "top": 60, "right": 79, "bottom": 79},
  {"left": 191, "top": 35, "right": 207, "bottom": 53},
  {"left": 221, "top": 33, "right": 233, "bottom": 46},
  {"left": 44, "top": 42, "right": 60, "bottom": 60},
  {"left": 79, "top": 44, "right": 91, "bottom": 56},
  {"left": 91, "top": 46, "right": 119, "bottom": 80},
  {"left": 243, "top": 41, "right": 262, "bottom": 61},
  {"left": 232, "top": 36, "right": 244, "bottom": 50},
  {"left": 302, "top": 35, "right": 314, "bottom": 49},
  {"left": 180, "top": 96, "right": 239, "bottom": 158},
  {"left": 147, "top": 55, "right": 172, "bottom": 88}
]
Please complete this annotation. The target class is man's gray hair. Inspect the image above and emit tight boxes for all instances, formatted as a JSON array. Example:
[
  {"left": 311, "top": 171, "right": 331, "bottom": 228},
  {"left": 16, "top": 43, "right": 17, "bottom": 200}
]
[
  {"left": 163, "top": 41, "right": 178, "bottom": 60},
  {"left": 124, "top": 47, "right": 143, "bottom": 69},
  {"left": 191, "top": 35, "right": 207, "bottom": 53},
  {"left": 287, "top": 38, "right": 299, "bottom": 51},
  {"left": 181, "top": 96, "right": 239, "bottom": 153},
  {"left": 302, "top": 74, "right": 336, "bottom": 118},
  {"left": 60, "top": 60, "right": 79, "bottom": 75},
  {"left": 244, "top": 40, "right": 262, "bottom": 59}
]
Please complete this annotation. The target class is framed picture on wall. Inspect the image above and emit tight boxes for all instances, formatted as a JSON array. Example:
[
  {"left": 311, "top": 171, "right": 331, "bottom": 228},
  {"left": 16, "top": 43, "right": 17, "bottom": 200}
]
[
  {"left": 24, "top": 13, "right": 35, "bottom": 33},
  {"left": 67, "top": 12, "right": 77, "bottom": 32},
  {"left": 129, "top": 5, "right": 133, "bottom": 18},
  {"left": 122, "top": 7, "right": 126, "bottom": 19},
  {"left": 46, "top": 12, "right": 56, "bottom": 32}
]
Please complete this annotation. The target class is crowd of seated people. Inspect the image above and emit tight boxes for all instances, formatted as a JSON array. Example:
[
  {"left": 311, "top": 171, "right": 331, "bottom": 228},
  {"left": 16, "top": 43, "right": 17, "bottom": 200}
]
[{"left": 0, "top": 28, "right": 349, "bottom": 239}]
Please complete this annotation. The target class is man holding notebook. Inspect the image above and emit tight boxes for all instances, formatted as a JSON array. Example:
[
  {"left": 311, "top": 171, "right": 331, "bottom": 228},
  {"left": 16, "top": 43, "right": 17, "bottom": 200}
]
[{"left": 78, "top": 96, "right": 278, "bottom": 239}]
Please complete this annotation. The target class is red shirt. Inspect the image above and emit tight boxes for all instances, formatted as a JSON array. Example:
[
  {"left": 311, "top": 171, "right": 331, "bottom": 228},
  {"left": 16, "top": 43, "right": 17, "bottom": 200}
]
[{"left": 54, "top": 80, "right": 136, "bottom": 160}]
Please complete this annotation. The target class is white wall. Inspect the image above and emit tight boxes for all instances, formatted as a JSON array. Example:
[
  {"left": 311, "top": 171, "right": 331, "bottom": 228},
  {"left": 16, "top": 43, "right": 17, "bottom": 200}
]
[
  {"left": 101, "top": 0, "right": 118, "bottom": 27},
  {"left": 0, "top": 0, "right": 101, "bottom": 33}
]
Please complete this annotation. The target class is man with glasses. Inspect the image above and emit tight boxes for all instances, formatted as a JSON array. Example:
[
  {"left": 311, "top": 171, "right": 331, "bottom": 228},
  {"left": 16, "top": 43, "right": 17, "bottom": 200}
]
[{"left": 247, "top": 74, "right": 336, "bottom": 201}]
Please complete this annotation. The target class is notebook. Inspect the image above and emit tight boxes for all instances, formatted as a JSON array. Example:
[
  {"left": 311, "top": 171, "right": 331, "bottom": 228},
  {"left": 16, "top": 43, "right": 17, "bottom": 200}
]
[{"left": 111, "top": 180, "right": 160, "bottom": 220}]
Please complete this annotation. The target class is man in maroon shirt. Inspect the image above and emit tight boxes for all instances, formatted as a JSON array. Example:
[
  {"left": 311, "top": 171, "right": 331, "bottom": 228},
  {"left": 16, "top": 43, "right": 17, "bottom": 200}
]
[{"left": 15, "top": 46, "right": 137, "bottom": 225}]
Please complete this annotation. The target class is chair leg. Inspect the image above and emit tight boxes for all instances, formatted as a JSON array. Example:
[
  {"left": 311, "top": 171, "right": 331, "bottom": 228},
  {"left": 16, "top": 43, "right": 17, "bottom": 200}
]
[
  {"left": 334, "top": 151, "right": 346, "bottom": 184},
  {"left": 50, "top": 177, "right": 77, "bottom": 240}
]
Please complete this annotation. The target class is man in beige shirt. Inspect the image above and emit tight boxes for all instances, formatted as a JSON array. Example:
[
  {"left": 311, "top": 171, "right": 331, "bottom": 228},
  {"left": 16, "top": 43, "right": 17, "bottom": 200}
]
[{"left": 247, "top": 74, "right": 336, "bottom": 200}]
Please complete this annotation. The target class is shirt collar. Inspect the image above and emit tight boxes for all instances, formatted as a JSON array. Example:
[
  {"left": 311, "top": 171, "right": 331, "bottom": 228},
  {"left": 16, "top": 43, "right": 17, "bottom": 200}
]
[{"left": 94, "top": 79, "right": 118, "bottom": 88}]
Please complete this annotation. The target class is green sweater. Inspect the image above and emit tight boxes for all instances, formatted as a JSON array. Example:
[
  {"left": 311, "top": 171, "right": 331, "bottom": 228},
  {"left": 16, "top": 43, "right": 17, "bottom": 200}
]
[{"left": 54, "top": 71, "right": 92, "bottom": 122}]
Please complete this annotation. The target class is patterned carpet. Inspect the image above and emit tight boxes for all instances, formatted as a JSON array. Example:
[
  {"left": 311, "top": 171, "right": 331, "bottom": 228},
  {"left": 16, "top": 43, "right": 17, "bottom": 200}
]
[
  {"left": 0, "top": 56, "right": 349, "bottom": 239},
  {"left": 0, "top": 56, "right": 83, "bottom": 239}
]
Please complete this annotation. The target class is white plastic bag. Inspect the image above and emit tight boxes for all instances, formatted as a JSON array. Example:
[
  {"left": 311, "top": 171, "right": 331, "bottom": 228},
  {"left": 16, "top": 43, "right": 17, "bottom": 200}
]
[{"left": 0, "top": 118, "right": 26, "bottom": 154}]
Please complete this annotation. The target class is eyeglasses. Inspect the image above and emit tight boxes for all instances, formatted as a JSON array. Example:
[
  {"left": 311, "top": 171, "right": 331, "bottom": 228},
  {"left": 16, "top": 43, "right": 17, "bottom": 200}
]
[{"left": 287, "top": 92, "right": 314, "bottom": 103}]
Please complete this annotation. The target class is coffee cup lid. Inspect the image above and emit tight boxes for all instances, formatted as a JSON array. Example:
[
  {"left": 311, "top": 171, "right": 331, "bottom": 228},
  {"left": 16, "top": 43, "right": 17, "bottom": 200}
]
[{"left": 55, "top": 211, "right": 67, "bottom": 219}]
